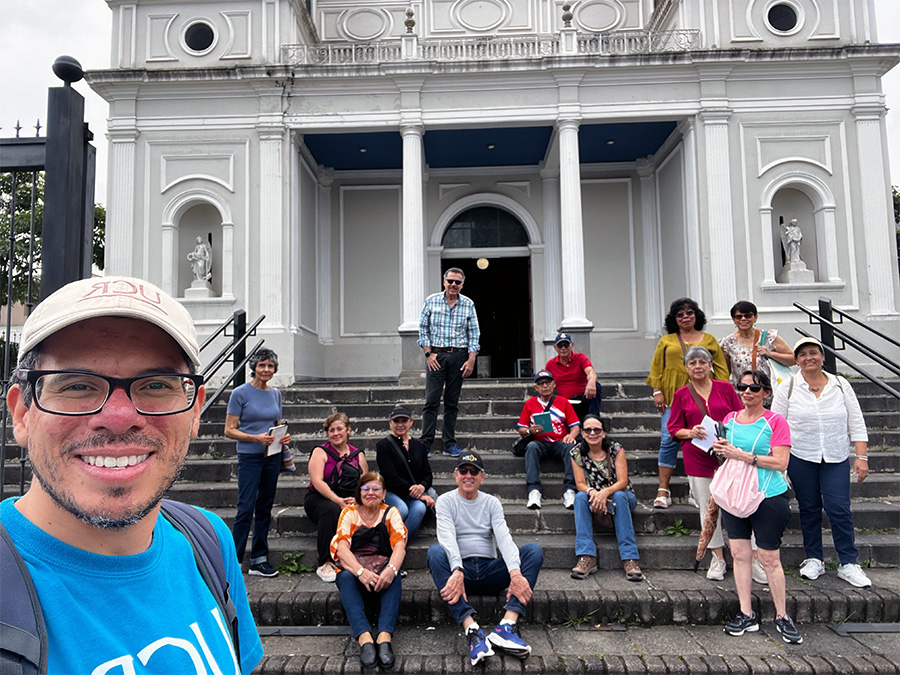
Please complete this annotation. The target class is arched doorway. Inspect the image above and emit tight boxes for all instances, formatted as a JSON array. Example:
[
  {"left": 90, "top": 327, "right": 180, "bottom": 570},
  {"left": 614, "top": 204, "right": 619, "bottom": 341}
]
[{"left": 441, "top": 206, "right": 532, "bottom": 378}]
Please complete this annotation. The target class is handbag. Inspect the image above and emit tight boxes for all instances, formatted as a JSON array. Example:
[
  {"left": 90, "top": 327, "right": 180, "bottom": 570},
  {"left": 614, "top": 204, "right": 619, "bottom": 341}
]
[
  {"left": 354, "top": 546, "right": 389, "bottom": 574},
  {"left": 758, "top": 329, "right": 796, "bottom": 392},
  {"left": 709, "top": 457, "right": 765, "bottom": 518},
  {"left": 512, "top": 397, "right": 555, "bottom": 456}
]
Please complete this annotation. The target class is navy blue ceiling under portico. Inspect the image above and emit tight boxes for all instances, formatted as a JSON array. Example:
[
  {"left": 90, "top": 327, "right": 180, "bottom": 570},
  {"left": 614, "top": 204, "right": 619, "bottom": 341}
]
[{"left": 303, "top": 121, "right": 678, "bottom": 171}]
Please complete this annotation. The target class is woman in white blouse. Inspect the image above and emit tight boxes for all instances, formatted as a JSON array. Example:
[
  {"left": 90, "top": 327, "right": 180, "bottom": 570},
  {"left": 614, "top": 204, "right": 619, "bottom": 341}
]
[{"left": 770, "top": 337, "right": 872, "bottom": 588}]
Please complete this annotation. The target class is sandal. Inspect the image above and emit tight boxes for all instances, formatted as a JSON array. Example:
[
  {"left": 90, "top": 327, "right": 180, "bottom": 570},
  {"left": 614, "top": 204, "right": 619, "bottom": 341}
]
[{"left": 653, "top": 488, "right": 671, "bottom": 509}]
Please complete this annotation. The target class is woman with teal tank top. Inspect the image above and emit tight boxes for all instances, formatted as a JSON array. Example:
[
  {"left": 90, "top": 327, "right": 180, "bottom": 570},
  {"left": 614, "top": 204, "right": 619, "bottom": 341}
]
[{"left": 712, "top": 369, "right": 803, "bottom": 646}]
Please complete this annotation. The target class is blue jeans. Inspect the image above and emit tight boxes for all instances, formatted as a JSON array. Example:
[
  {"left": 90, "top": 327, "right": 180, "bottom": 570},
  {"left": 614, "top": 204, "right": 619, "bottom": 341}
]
[
  {"left": 573, "top": 490, "right": 639, "bottom": 560},
  {"left": 426, "top": 543, "right": 543, "bottom": 625},
  {"left": 525, "top": 440, "right": 576, "bottom": 494},
  {"left": 657, "top": 407, "right": 680, "bottom": 469},
  {"left": 421, "top": 350, "right": 467, "bottom": 449},
  {"left": 335, "top": 570, "right": 402, "bottom": 638},
  {"left": 384, "top": 491, "right": 427, "bottom": 540},
  {"left": 787, "top": 455, "right": 859, "bottom": 564},
  {"left": 232, "top": 451, "right": 282, "bottom": 565}
]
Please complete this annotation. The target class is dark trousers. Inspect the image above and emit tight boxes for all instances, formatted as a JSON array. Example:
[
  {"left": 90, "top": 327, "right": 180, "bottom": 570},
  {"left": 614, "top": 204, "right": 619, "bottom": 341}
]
[
  {"left": 525, "top": 439, "right": 576, "bottom": 494},
  {"left": 232, "top": 451, "right": 282, "bottom": 565},
  {"left": 787, "top": 455, "right": 859, "bottom": 564},
  {"left": 569, "top": 382, "right": 603, "bottom": 423},
  {"left": 426, "top": 543, "right": 543, "bottom": 624},
  {"left": 304, "top": 489, "right": 343, "bottom": 567},
  {"left": 421, "top": 350, "right": 467, "bottom": 449}
]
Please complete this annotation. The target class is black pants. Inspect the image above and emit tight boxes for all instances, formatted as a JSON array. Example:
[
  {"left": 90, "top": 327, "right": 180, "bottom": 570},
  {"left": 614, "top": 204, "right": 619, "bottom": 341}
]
[
  {"left": 304, "top": 489, "right": 343, "bottom": 567},
  {"left": 420, "top": 350, "right": 467, "bottom": 449}
]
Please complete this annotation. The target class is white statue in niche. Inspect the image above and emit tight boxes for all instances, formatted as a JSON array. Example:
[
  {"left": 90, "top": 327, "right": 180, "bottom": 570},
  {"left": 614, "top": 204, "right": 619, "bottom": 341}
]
[
  {"left": 187, "top": 236, "right": 212, "bottom": 282},
  {"left": 776, "top": 217, "right": 815, "bottom": 284}
]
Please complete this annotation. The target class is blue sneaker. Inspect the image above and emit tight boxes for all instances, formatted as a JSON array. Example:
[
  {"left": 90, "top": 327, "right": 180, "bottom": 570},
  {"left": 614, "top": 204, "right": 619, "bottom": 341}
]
[
  {"left": 466, "top": 626, "right": 494, "bottom": 666},
  {"left": 487, "top": 623, "right": 531, "bottom": 658},
  {"left": 443, "top": 443, "right": 463, "bottom": 457}
]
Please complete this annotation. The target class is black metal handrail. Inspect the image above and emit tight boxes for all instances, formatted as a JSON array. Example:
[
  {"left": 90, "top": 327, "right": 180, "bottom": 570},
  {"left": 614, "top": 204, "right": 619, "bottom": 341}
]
[
  {"left": 198, "top": 310, "right": 266, "bottom": 416},
  {"left": 793, "top": 298, "right": 900, "bottom": 400}
]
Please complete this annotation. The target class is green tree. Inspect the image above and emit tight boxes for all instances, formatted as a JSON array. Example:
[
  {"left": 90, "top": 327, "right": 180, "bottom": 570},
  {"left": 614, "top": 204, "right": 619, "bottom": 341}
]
[{"left": 0, "top": 171, "right": 104, "bottom": 307}]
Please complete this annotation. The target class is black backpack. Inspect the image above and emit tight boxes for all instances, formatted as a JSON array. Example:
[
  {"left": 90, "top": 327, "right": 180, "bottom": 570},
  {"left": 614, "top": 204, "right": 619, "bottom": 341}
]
[
  {"left": 319, "top": 445, "right": 365, "bottom": 497},
  {"left": 0, "top": 499, "right": 240, "bottom": 675}
]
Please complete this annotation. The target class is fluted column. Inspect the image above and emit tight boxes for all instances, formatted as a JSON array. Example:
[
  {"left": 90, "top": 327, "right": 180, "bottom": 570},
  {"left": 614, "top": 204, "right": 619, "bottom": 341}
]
[
  {"left": 399, "top": 124, "right": 426, "bottom": 332},
  {"left": 853, "top": 104, "right": 897, "bottom": 314},
  {"left": 106, "top": 127, "right": 138, "bottom": 276},
  {"left": 637, "top": 159, "right": 661, "bottom": 337},
  {"left": 557, "top": 119, "right": 591, "bottom": 328},
  {"left": 258, "top": 127, "right": 284, "bottom": 328},
  {"left": 541, "top": 171, "right": 562, "bottom": 335},
  {"left": 317, "top": 172, "right": 334, "bottom": 344},
  {"left": 700, "top": 110, "right": 737, "bottom": 317}
]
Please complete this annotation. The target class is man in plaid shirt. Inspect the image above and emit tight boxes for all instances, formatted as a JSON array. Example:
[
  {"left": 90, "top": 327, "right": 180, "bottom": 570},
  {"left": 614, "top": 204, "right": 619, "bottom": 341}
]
[{"left": 418, "top": 268, "right": 480, "bottom": 457}]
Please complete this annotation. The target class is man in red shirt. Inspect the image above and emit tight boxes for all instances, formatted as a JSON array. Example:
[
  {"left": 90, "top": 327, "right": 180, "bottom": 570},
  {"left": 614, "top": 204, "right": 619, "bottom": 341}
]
[
  {"left": 516, "top": 370, "right": 580, "bottom": 511},
  {"left": 544, "top": 332, "right": 601, "bottom": 420}
]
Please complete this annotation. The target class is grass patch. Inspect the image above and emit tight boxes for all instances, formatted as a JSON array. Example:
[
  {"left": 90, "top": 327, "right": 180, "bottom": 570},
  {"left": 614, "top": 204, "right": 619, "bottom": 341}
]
[
  {"left": 664, "top": 518, "right": 690, "bottom": 537},
  {"left": 277, "top": 551, "right": 315, "bottom": 576}
]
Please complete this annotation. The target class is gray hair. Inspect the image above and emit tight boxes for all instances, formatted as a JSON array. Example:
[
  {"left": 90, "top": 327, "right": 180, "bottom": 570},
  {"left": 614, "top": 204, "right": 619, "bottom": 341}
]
[
  {"left": 249, "top": 347, "right": 279, "bottom": 373},
  {"left": 443, "top": 267, "right": 465, "bottom": 281},
  {"left": 683, "top": 346, "right": 713, "bottom": 365}
]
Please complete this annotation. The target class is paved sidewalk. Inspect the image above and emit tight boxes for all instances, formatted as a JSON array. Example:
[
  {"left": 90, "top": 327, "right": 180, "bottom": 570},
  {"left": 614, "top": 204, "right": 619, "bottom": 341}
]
[{"left": 253, "top": 623, "right": 900, "bottom": 673}]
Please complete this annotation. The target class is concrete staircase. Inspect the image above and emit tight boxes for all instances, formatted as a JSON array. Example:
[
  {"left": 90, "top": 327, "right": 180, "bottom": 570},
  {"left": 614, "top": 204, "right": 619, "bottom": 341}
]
[{"left": 3, "top": 376, "right": 899, "bottom": 671}]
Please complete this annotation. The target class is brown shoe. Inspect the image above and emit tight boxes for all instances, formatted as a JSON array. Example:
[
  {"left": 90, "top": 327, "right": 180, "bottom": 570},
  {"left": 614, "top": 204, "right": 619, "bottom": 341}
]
[
  {"left": 624, "top": 559, "right": 644, "bottom": 582},
  {"left": 571, "top": 555, "right": 598, "bottom": 579}
]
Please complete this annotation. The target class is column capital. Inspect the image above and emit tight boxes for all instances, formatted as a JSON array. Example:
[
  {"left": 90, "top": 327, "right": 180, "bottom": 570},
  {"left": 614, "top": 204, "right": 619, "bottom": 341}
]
[
  {"left": 556, "top": 117, "right": 581, "bottom": 133},
  {"left": 851, "top": 102, "right": 886, "bottom": 120},
  {"left": 698, "top": 108, "right": 732, "bottom": 124},
  {"left": 400, "top": 124, "right": 425, "bottom": 138},
  {"left": 635, "top": 157, "right": 655, "bottom": 177}
]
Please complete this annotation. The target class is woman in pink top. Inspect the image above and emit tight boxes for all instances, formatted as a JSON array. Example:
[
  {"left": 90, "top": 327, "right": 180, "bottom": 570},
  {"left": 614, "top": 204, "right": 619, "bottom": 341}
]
[{"left": 667, "top": 346, "right": 741, "bottom": 581}]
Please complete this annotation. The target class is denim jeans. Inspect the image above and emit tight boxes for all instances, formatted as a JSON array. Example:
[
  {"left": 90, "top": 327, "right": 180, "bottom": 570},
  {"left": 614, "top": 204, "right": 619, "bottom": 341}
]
[
  {"left": 384, "top": 491, "right": 427, "bottom": 540},
  {"left": 573, "top": 490, "right": 639, "bottom": 560},
  {"left": 657, "top": 407, "right": 680, "bottom": 469},
  {"left": 787, "top": 455, "right": 859, "bottom": 564},
  {"left": 420, "top": 350, "right": 467, "bottom": 449},
  {"left": 525, "top": 440, "right": 576, "bottom": 494},
  {"left": 426, "top": 542, "right": 543, "bottom": 625},
  {"left": 232, "top": 451, "right": 282, "bottom": 565},
  {"left": 335, "top": 570, "right": 402, "bottom": 638}
]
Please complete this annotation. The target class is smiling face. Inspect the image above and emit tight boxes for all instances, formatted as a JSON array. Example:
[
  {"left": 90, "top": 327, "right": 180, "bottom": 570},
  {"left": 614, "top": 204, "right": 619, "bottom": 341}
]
[
  {"left": 686, "top": 356, "right": 712, "bottom": 383},
  {"left": 554, "top": 341, "right": 573, "bottom": 362},
  {"left": 443, "top": 271, "right": 464, "bottom": 299},
  {"left": 675, "top": 305, "right": 697, "bottom": 332},
  {"left": 327, "top": 419, "right": 350, "bottom": 447},
  {"left": 731, "top": 310, "right": 757, "bottom": 332},
  {"left": 359, "top": 479, "right": 385, "bottom": 507},
  {"left": 8, "top": 317, "right": 202, "bottom": 531},
  {"left": 738, "top": 373, "right": 768, "bottom": 409},
  {"left": 582, "top": 420, "right": 606, "bottom": 449},
  {"left": 388, "top": 415, "right": 412, "bottom": 438},
  {"left": 454, "top": 464, "right": 485, "bottom": 499},
  {"left": 252, "top": 359, "right": 276, "bottom": 383},
  {"left": 795, "top": 344, "right": 825, "bottom": 375}
]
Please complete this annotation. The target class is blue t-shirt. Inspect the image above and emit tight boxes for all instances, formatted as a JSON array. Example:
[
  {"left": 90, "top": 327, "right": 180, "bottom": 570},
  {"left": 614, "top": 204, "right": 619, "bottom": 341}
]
[
  {"left": 226, "top": 383, "right": 281, "bottom": 454},
  {"left": 0, "top": 498, "right": 263, "bottom": 675}
]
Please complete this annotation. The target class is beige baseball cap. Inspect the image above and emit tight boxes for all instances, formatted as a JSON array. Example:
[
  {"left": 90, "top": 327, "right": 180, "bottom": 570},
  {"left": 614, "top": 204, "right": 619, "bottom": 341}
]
[{"left": 18, "top": 276, "right": 200, "bottom": 367}]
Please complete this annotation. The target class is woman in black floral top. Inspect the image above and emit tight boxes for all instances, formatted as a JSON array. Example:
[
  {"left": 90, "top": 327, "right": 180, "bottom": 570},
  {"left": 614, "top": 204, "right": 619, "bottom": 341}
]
[{"left": 569, "top": 416, "right": 643, "bottom": 582}]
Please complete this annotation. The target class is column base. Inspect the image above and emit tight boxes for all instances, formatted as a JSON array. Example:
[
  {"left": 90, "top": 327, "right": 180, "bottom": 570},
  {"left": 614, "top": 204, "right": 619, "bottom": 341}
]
[{"left": 398, "top": 329, "right": 426, "bottom": 385}]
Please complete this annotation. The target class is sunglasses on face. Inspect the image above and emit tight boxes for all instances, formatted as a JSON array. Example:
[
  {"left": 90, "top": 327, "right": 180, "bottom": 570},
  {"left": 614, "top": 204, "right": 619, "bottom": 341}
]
[
  {"left": 360, "top": 485, "right": 384, "bottom": 493},
  {"left": 732, "top": 312, "right": 755, "bottom": 320},
  {"left": 457, "top": 466, "right": 482, "bottom": 476},
  {"left": 556, "top": 342, "right": 571, "bottom": 348},
  {"left": 736, "top": 383, "right": 763, "bottom": 392},
  {"left": 675, "top": 309, "right": 695, "bottom": 318},
  {"left": 583, "top": 427, "right": 604, "bottom": 435},
  {"left": 535, "top": 380, "right": 553, "bottom": 386},
  {"left": 444, "top": 278, "right": 463, "bottom": 286}
]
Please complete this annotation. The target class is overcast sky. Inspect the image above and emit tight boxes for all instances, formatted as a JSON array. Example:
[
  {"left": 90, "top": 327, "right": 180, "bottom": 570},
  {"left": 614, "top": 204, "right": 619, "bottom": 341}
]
[{"left": 1, "top": 1, "right": 899, "bottom": 207}]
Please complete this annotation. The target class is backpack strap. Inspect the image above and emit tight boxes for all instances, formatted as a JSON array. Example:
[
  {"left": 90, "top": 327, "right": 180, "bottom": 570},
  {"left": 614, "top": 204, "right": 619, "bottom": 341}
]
[
  {"left": 0, "top": 523, "right": 47, "bottom": 675},
  {"left": 160, "top": 500, "right": 241, "bottom": 665}
]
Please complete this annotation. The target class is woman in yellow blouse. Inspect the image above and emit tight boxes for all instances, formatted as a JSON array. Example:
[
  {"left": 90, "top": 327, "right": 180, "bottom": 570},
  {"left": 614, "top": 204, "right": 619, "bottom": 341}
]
[
  {"left": 331, "top": 472, "right": 407, "bottom": 670},
  {"left": 646, "top": 298, "right": 728, "bottom": 508}
]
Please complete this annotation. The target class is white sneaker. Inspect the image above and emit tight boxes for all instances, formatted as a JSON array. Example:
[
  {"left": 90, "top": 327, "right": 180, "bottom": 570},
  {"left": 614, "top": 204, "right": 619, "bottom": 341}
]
[
  {"left": 316, "top": 562, "right": 337, "bottom": 583},
  {"left": 837, "top": 563, "right": 872, "bottom": 588},
  {"left": 798, "top": 558, "right": 826, "bottom": 580},
  {"left": 752, "top": 558, "right": 768, "bottom": 585},
  {"left": 687, "top": 491, "right": 699, "bottom": 509},
  {"left": 563, "top": 489, "right": 576, "bottom": 510},
  {"left": 706, "top": 555, "right": 727, "bottom": 581},
  {"left": 526, "top": 489, "right": 542, "bottom": 510}
]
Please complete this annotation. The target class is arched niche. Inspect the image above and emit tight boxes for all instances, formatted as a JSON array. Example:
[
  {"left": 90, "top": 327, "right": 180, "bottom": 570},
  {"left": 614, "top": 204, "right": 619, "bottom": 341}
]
[{"left": 771, "top": 187, "right": 818, "bottom": 280}]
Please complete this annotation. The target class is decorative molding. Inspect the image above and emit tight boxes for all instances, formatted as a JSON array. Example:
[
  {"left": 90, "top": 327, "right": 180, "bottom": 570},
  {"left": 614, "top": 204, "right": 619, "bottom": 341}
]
[
  {"left": 221, "top": 11, "right": 252, "bottom": 59},
  {"left": 450, "top": 0, "right": 512, "bottom": 32},
  {"left": 340, "top": 7, "right": 393, "bottom": 41},
  {"left": 147, "top": 14, "right": 178, "bottom": 62},
  {"left": 431, "top": 192, "right": 541, "bottom": 247},
  {"left": 496, "top": 181, "right": 531, "bottom": 198},
  {"left": 439, "top": 183, "right": 470, "bottom": 200},
  {"left": 756, "top": 135, "right": 833, "bottom": 176},
  {"left": 161, "top": 154, "right": 235, "bottom": 193},
  {"left": 574, "top": 0, "right": 625, "bottom": 33}
]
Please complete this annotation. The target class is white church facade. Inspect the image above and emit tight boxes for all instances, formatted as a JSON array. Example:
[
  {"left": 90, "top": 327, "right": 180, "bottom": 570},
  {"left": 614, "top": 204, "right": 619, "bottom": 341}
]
[{"left": 86, "top": 0, "right": 900, "bottom": 382}]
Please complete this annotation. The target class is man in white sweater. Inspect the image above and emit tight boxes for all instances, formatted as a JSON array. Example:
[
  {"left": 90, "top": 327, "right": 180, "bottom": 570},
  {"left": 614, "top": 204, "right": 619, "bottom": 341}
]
[{"left": 426, "top": 451, "right": 543, "bottom": 666}]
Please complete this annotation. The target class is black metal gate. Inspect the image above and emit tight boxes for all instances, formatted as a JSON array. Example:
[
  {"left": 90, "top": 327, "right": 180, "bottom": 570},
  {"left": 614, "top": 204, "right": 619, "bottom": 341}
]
[{"left": 0, "top": 56, "right": 97, "bottom": 500}]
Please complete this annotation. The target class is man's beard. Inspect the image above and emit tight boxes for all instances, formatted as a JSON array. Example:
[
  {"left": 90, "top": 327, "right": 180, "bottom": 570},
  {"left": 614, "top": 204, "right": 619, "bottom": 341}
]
[{"left": 30, "top": 432, "right": 183, "bottom": 530}]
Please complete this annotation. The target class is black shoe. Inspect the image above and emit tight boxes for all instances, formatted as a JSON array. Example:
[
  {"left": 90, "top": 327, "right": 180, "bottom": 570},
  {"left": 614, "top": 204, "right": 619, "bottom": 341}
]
[
  {"left": 377, "top": 641, "right": 395, "bottom": 670},
  {"left": 724, "top": 610, "right": 759, "bottom": 636},
  {"left": 248, "top": 562, "right": 278, "bottom": 577},
  {"left": 360, "top": 642, "right": 377, "bottom": 669}
]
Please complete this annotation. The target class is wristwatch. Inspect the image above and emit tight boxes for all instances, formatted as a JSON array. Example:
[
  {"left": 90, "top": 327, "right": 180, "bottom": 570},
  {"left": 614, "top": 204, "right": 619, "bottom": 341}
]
[
  {"left": 425, "top": 351, "right": 433, "bottom": 358},
  {"left": 356, "top": 567, "right": 364, "bottom": 577}
]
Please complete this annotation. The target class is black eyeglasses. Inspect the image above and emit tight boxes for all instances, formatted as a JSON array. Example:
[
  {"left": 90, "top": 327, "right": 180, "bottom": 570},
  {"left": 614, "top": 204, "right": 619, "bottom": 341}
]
[
  {"left": 583, "top": 427, "right": 604, "bottom": 435},
  {"left": 675, "top": 309, "right": 695, "bottom": 318},
  {"left": 732, "top": 312, "right": 755, "bottom": 320},
  {"left": 457, "top": 466, "right": 481, "bottom": 476},
  {"left": 736, "top": 383, "right": 763, "bottom": 393},
  {"left": 21, "top": 369, "right": 203, "bottom": 416},
  {"left": 444, "top": 278, "right": 463, "bottom": 286}
]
